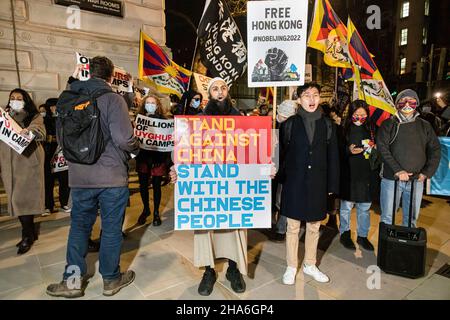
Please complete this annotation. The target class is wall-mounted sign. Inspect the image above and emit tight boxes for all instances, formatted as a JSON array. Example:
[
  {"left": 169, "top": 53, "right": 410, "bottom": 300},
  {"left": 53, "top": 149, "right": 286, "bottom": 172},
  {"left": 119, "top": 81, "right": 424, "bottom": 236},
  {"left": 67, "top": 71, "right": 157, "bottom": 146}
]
[{"left": 55, "top": 0, "right": 123, "bottom": 18}]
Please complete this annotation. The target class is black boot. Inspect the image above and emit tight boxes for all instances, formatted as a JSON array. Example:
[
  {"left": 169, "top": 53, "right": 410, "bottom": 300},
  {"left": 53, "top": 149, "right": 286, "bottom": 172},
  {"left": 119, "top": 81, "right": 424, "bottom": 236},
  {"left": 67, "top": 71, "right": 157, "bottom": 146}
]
[
  {"left": 198, "top": 268, "right": 216, "bottom": 296},
  {"left": 340, "top": 230, "right": 356, "bottom": 250},
  {"left": 152, "top": 211, "right": 161, "bottom": 226},
  {"left": 17, "top": 237, "right": 34, "bottom": 255},
  {"left": 137, "top": 208, "right": 150, "bottom": 225},
  {"left": 226, "top": 261, "right": 246, "bottom": 293},
  {"left": 357, "top": 236, "right": 374, "bottom": 251}
]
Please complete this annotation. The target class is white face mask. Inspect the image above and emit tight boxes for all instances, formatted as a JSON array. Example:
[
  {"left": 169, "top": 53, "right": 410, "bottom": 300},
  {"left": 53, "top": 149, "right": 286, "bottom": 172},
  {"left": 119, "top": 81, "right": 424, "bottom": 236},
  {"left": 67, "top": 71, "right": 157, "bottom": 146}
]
[
  {"left": 145, "top": 103, "right": 157, "bottom": 114},
  {"left": 40, "top": 112, "right": 47, "bottom": 117},
  {"left": 9, "top": 100, "right": 24, "bottom": 111},
  {"left": 353, "top": 121, "right": 363, "bottom": 126}
]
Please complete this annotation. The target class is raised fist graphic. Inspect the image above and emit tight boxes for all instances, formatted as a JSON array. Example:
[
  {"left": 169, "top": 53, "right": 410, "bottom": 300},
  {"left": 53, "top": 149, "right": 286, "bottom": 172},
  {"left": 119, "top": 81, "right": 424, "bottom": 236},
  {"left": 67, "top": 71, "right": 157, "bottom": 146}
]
[{"left": 264, "top": 48, "right": 288, "bottom": 81}]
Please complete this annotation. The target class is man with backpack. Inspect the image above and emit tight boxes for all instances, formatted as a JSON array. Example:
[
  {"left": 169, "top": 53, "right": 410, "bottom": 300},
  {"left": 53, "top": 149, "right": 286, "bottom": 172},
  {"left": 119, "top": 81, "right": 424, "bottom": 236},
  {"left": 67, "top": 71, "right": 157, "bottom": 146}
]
[
  {"left": 46, "top": 56, "right": 139, "bottom": 298},
  {"left": 377, "top": 89, "right": 441, "bottom": 228},
  {"left": 279, "top": 83, "right": 340, "bottom": 285}
]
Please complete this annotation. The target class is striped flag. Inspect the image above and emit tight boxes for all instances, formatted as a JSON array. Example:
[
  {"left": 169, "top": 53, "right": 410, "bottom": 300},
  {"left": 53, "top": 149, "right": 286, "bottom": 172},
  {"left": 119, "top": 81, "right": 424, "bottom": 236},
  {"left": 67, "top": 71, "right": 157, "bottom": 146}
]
[{"left": 138, "top": 31, "right": 191, "bottom": 97}]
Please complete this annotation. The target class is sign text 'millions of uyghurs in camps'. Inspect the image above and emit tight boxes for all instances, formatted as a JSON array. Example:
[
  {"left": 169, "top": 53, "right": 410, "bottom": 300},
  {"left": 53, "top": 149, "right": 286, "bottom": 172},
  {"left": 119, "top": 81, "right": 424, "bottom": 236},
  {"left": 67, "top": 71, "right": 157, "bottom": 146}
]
[
  {"left": 134, "top": 114, "right": 174, "bottom": 152},
  {"left": 174, "top": 116, "right": 272, "bottom": 231},
  {"left": 0, "top": 107, "right": 35, "bottom": 154}
]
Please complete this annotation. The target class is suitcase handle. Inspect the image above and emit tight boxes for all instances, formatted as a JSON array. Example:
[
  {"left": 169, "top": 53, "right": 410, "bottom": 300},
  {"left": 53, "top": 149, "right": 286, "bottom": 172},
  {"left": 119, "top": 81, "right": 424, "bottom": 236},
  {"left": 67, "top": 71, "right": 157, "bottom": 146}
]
[{"left": 392, "top": 176, "right": 418, "bottom": 227}]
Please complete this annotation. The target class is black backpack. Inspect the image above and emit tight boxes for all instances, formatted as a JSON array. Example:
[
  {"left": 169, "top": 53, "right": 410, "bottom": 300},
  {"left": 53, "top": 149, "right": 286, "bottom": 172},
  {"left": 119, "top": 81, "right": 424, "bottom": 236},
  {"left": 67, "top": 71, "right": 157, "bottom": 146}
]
[{"left": 56, "top": 89, "right": 110, "bottom": 164}]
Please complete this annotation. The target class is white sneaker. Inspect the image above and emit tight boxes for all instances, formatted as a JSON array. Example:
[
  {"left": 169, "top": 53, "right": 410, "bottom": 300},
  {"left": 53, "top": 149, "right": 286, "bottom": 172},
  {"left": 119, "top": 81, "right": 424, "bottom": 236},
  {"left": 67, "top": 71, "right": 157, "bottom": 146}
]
[
  {"left": 302, "top": 264, "right": 330, "bottom": 283},
  {"left": 62, "top": 206, "right": 71, "bottom": 213},
  {"left": 41, "top": 209, "right": 51, "bottom": 217},
  {"left": 282, "top": 266, "right": 297, "bottom": 285}
]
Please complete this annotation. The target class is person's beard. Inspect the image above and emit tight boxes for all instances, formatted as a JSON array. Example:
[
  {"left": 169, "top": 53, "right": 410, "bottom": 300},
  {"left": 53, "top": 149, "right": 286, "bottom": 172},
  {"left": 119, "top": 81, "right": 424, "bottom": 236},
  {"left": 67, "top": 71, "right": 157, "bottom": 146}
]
[{"left": 207, "top": 96, "right": 232, "bottom": 115}]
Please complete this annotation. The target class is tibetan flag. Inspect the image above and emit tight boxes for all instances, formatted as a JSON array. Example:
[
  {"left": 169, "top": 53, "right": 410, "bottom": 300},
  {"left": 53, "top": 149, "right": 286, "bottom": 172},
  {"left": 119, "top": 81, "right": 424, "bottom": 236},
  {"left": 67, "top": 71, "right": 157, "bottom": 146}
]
[
  {"left": 307, "top": 0, "right": 352, "bottom": 68},
  {"left": 138, "top": 31, "right": 191, "bottom": 97},
  {"left": 348, "top": 18, "right": 396, "bottom": 115}
]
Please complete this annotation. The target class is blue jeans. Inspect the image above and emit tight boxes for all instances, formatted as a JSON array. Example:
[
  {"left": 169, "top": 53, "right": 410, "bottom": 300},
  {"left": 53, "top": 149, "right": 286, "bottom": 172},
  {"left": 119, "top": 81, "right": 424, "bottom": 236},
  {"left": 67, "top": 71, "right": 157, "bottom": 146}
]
[
  {"left": 380, "top": 178, "right": 423, "bottom": 227},
  {"left": 63, "top": 187, "right": 129, "bottom": 281},
  {"left": 339, "top": 200, "right": 372, "bottom": 237}
]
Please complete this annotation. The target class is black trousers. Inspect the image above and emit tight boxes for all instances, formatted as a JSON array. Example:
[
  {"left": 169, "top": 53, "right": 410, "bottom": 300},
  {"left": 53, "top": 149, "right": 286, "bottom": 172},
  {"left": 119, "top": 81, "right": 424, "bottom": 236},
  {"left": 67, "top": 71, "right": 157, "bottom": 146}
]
[
  {"left": 138, "top": 173, "right": 162, "bottom": 213},
  {"left": 44, "top": 143, "right": 70, "bottom": 209},
  {"left": 18, "top": 215, "right": 35, "bottom": 239}
]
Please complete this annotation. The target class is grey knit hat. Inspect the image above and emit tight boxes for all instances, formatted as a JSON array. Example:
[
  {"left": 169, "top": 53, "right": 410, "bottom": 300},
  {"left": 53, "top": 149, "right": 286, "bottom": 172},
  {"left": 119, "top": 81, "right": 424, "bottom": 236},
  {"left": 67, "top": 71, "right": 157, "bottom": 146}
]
[{"left": 395, "top": 89, "right": 420, "bottom": 108}]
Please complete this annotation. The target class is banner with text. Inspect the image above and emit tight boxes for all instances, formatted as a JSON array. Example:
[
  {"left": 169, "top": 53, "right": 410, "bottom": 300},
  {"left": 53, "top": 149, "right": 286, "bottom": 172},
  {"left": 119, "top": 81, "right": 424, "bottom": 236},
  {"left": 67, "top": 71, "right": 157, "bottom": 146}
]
[
  {"left": 75, "top": 52, "right": 133, "bottom": 95},
  {"left": 174, "top": 116, "right": 272, "bottom": 230},
  {"left": 427, "top": 137, "right": 450, "bottom": 196},
  {"left": 0, "top": 108, "right": 34, "bottom": 154},
  {"left": 134, "top": 114, "right": 174, "bottom": 152},
  {"left": 50, "top": 147, "right": 68, "bottom": 173},
  {"left": 193, "top": 73, "right": 212, "bottom": 107},
  {"left": 247, "top": 0, "right": 308, "bottom": 87}
]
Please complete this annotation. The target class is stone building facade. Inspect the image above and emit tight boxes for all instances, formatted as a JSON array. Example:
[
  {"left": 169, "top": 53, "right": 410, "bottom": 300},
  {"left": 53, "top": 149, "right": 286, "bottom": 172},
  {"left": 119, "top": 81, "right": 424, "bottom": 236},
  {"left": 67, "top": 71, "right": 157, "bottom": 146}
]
[{"left": 0, "top": 0, "right": 166, "bottom": 105}]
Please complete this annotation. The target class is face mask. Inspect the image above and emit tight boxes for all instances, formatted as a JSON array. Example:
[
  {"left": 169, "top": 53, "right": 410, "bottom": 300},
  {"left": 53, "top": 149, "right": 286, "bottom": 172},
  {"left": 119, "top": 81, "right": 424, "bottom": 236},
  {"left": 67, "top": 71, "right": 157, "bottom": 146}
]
[
  {"left": 401, "top": 106, "right": 416, "bottom": 114},
  {"left": 145, "top": 103, "right": 157, "bottom": 114},
  {"left": 9, "top": 100, "right": 24, "bottom": 111},
  {"left": 192, "top": 99, "right": 201, "bottom": 109},
  {"left": 352, "top": 115, "right": 367, "bottom": 126},
  {"left": 40, "top": 112, "right": 46, "bottom": 117}
]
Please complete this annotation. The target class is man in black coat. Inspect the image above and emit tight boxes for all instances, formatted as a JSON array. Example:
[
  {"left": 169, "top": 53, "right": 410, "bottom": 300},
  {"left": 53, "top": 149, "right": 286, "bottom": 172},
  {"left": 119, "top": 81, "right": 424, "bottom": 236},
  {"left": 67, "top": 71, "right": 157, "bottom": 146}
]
[{"left": 279, "top": 83, "right": 339, "bottom": 285}]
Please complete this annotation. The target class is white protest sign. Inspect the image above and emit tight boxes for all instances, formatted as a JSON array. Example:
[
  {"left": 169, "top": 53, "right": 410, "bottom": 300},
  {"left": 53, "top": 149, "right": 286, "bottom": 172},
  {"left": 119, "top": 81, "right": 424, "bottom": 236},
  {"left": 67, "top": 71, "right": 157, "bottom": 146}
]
[
  {"left": 0, "top": 108, "right": 35, "bottom": 154},
  {"left": 247, "top": 0, "right": 308, "bottom": 87},
  {"left": 134, "top": 114, "right": 174, "bottom": 152},
  {"left": 50, "top": 147, "right": 68, "bottom": 173},
  {"left": 75, "top": 52, "right": 133, "bottom": 94},
  {"left": 192, "top": 73, "right": 211, "bottom": 107}
]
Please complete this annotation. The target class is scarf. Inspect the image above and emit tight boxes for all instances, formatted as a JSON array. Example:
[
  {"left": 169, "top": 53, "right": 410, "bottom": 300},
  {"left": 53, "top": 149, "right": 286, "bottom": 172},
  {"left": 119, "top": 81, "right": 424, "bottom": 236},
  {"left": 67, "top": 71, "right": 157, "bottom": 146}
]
[{"left": 297, "top": 106, "right": 322, "bottom": 144}]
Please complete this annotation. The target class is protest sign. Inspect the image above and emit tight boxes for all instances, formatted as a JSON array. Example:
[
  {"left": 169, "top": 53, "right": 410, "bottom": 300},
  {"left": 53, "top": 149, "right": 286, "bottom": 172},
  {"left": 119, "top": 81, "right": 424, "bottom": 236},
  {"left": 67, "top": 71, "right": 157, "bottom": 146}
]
[
  {"left": 50, "top": 147, "right": 68, "bottom": 173},
  {"left": 174, "top": 116, "right": 272, "bottom": 231},
  {"left": 134, "top": 114, "right": 174, "bottom": 152},
  {"left": 75, "top": 52, "right": 133, "bottom": 94},
  {"left": 0, "top": 108, "right": 34, "bottom": 154},
  {"left": 192, "top": 73, "right": 211, "bottom": 107},
  {"left": 247, "top": 0, "right": 308, "bottom": 87},
  {"left": 427, "top": 137, "right": 450, "bottom": 196}
]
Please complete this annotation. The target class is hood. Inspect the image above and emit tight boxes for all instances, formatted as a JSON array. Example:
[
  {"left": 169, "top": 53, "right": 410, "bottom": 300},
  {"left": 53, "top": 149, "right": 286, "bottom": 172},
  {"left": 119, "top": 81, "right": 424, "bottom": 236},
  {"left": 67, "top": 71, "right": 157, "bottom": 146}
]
[{"left": 70, "top": 77, "right": 112, "bottom": 95}]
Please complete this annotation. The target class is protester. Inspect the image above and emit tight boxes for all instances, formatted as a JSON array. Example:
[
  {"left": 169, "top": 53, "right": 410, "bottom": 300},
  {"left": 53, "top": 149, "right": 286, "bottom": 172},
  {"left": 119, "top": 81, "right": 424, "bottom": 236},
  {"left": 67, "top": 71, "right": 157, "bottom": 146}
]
[
  {"left": 377, "top": 89, "right": 441, "bottom": 227},
  {"left": 135, "top": 94, "right": 172, "bottom": 226},
  {"left": 435, "top": 92, "right": 450, "bottom": 136},
  {"left": 42, "top": 98, "right": 71, "bottom": 215},
  {"left": 46, "top": 56, "right": 140, "bottom": 298},
  {"left": 279, "top": 83, "right": 339, "bottom": 285},
  {"left": 170, "top": 77, "right": 247, "bottom": 296},
  {"left": 339, "top": 100, "right": 377, "bottom": 251},
  {"left": 269, "top": 99, "right": 297, "bottom": 243},
  {"left": 172, "top": 90, "right": 203, "bottom": 115},
  {"left": 0, "top": 88, "right": 46, "bottom": 255}
]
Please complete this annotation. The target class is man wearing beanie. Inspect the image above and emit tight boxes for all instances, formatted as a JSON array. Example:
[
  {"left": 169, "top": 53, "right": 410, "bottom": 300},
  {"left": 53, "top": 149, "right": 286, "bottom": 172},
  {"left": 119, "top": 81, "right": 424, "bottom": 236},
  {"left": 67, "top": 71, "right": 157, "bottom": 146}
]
[
  {"left": 170, "top": 78, "right": 245, "bottom": 297},
  {"left": 377, "top": 89, "right": 441, "bottom": 227}
]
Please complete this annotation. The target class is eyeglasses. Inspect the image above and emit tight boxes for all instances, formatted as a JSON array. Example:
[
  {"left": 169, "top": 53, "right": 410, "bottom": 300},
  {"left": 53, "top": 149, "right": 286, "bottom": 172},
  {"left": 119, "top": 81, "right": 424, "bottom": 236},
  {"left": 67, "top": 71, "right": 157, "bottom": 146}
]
[
  {"left": 352, "top": 115, "right": 367, "bottom": 122},
  {"left": 397, "top": 98, "right": 417, "bottom": 109}
]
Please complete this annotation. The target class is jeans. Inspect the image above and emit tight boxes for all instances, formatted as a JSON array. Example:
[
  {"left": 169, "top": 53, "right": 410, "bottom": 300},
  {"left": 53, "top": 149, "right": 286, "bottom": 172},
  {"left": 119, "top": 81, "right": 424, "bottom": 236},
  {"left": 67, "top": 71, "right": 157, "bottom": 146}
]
[
  {"left": 339, "top": 200, "right": 372, "bottom": 237},
  {"left": 380, "top": 178, "right": 423, "bottom": 227},
  {"left": 63, "top": 187, "right": 129, "bottom": 281}
]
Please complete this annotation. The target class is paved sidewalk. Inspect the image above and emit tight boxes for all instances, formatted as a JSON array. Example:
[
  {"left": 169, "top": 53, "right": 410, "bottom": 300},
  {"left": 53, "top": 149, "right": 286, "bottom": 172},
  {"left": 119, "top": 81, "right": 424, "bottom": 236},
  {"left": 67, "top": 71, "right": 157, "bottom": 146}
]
[{"left": 0, "top": 179, "right": 449, "bottom": 300}]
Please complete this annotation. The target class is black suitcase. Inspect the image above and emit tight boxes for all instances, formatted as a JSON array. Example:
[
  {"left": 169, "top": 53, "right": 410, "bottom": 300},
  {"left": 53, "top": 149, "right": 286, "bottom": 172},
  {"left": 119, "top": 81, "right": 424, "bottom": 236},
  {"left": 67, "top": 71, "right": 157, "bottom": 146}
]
[{"left": 377, "top": 178, "right": 427, "bottom": 279}]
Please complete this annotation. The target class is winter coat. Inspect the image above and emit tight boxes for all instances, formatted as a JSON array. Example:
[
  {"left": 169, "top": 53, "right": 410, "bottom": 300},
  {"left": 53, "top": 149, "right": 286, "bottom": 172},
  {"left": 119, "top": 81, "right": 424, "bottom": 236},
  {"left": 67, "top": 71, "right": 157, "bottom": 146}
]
[
  {"left": 339, "top": 124, "right": 375, "bottom": 202},
  {"left": 280, "top": 114, "right": 340, "bottom": 222},
  {"left": 66, "top": 78, "right": 140, "bottom": 188},
  {"left": 0, "top": 112, "right": 46, "bottom": 217}
]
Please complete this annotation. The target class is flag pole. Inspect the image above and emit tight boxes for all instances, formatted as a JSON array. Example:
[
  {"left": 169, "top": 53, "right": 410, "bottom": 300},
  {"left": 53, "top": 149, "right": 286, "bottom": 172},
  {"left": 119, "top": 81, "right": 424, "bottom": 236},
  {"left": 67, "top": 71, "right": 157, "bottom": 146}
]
[
  {"left": 183, "top": 36, "right": 199, "bottom": 114},
  {"left": 272, "top": 87, "right": 277, "bottom": 129}
]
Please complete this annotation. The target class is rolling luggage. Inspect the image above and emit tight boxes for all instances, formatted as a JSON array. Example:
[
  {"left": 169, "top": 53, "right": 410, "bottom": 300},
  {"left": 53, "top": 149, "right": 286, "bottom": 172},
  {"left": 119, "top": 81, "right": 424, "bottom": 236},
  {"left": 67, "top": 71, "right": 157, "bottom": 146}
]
[{"left": 377, "top": 178, "right": 427, "bottom": 279}]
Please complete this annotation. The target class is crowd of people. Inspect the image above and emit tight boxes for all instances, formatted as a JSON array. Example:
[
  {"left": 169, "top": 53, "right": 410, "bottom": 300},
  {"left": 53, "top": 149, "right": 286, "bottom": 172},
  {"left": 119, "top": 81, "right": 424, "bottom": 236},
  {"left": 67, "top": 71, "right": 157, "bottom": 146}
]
[{"left": 0, "top": 54, "right": 446, "bottom": 298}]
